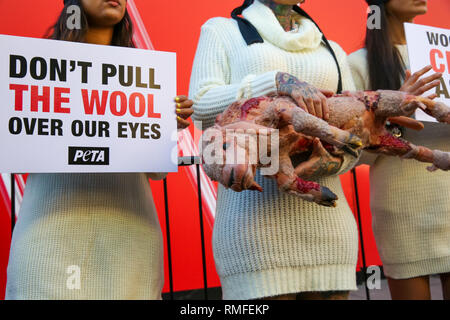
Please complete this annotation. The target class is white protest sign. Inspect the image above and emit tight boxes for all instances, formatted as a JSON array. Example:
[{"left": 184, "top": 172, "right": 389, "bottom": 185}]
[
  {"left": 0, "top": 34, "right": 178, "bottom": 173},
  {"left": 405, "top": 23, "right": 450, "bottom": 122}
]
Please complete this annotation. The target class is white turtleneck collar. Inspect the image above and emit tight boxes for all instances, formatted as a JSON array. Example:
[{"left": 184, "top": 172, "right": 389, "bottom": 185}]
[{"left": 242, "top": 0, "right": 323, "bottom": 52}]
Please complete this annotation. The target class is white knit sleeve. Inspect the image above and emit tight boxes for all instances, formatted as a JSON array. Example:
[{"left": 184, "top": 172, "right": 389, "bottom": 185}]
[
  {"left": 348, "top": 49, "right": 370, "bottom": 91},
  {"left": 189, "top": 23, "right": 279, "bottom": 130},
  {"left": 331, "top": 41, "right": 356, "bottom": 92}
]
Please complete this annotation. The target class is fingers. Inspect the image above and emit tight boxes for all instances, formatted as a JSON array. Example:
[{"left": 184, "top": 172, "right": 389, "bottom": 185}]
[
  {"left": 176, "top": 107, "right": 194, "bottom": 119},
  {"left": 321, "top": 95, "right": 330, "bottom": 121},
  {"left": 176, "top": 99, "right": 193, "bottom": 109},
  {"left": 297, "top": 92, "right": 328, "bottom": 120},
  {"left": 175, "top": 96, "right": 194, "bottom": 120},
  {"left": 319, "top": 89, "right": 334, "bottom": 98},
  {"left": 413, "top": 80, "right": 441, "bottom": 96},
  {"left": 177, "top": 116, "right": 190, "bottom": 129},
  {"left": 423, "top": 72, "right": 443, "bottom": 84},
  {"left": 427, "top": 93, "right": 438, "bottom": 100},
  {"left": 401, "top": 65, "right": 442, "bottom": 96},
  {"left": 304, "top": 97, "right": 316, "bottom": 117},
  {"left": 404, "top": 70, "right": 412, "bottom": 82},
  {"left": 293, "top": 94, "right": 308, "bottom": 112},
  {"left": 174, "top": 95, "right": 188, "bottom": 103},
  {"left": 409, "top": 65, "right": 433, "bottom": 83},
  {"left": 410, "top": 72, "right": 442, "bottom": 95},
  {"left": 309, "top": 94, "right": 328, "bottom": 120},
  {"left": 313, "top": 98, "right": 323, "bottom": 119},
  {"left": 290, "top": 84, "right": 329, "bottom": 119},
  {"left": 174, "top": 96, "right": 193, "bottom": 129}
]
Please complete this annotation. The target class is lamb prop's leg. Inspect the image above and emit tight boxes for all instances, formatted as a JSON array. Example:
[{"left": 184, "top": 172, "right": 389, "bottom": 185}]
[
  {"left": 280, "top": 108, "right": 363, "bottom": 157},
  {"left": 276, "top": 157, "right": 338, "bottom": 207},
  {"left": 414, "top": 97, "right": 450, "bottom": 124},
  {"left": 369, "top": 92, "right": 425, "bottom": 119},
  {"left": 371, "top": 92, "right": 450, "bottom": 124},
  {"left": 372, "top": 133, "right": 450, "bottom": 171}
]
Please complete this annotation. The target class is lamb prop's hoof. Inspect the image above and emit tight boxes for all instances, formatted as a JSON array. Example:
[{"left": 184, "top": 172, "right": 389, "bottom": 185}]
[
  {"left": 427, "top": 150, "right": 450, "bottom": 172},
  {"left": 293, "top": 177, "right": 338, "bottom": 207},
  {"left": 317, "top": 186, "right": 338, "bottom": 207},
  {"left": 425, "top": 101, "right": 450, "bottom": 124},
  {"left": 341, "top": 134, "right": 363, "bottom": 158}
]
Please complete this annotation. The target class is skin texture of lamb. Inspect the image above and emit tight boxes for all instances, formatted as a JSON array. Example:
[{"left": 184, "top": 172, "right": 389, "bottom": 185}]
[{"left": 201, "top": 90, "right": 450, "bottom": 207}]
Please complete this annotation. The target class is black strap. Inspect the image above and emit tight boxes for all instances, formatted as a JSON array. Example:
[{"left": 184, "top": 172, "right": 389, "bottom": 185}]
[
  {"left": 231, "top": 1, "right": 264, "bottom": 46},
  {"left": 292, "top": 6, "right": 343, "bottom": 94},
  {"left": 232, "top": 4, "right": 343, "bottom": 94}
]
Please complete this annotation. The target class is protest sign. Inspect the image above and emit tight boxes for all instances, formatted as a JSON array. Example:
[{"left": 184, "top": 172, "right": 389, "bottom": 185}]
[
  {"left": 0, "top": 34, "right": 177, "bottom": 173},
  {"left": 405, "top": 23, "right": 450, "bottom": 122}
]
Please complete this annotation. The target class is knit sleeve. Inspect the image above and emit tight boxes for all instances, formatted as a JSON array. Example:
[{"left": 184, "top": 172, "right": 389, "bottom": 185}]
[
  {"left": 348, "top": 49, "right": 370, "bottom": 91},
  {"left": 189, "top": 22, "right": 279, "bottom": 130}
]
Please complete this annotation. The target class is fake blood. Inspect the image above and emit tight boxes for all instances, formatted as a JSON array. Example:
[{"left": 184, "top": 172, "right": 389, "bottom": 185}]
[
  {"left": 321, "top": 142, "right": 335, "bottom": 152},
  {"left": 296, "top": 138, "right": 312, "bottom": 150},
  {"left": 296, "top": 177, "right": 320, "bottom": 193},
  {"left": 240, "top": 97, "right": 266, "bottom": 120},
  {"left": 358, "top": 91, "right": 380, "bottom": 111},
  {"left": 379, "top": 134, "right": 412, "bottom": 151}
]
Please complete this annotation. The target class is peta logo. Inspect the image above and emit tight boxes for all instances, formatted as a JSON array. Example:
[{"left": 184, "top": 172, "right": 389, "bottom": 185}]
[{"left": 68, "top": 146, "right": 109, "bottom": 165}]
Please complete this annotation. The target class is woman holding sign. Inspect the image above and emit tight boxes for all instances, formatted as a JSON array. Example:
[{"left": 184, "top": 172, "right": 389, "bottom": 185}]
[
  {"left": 5, "top": 0, "right": 193, "bottom": 299},
  {"left": 190, "top": 0, "right": 362, "bottom": 300},
  {"left": 349, "top": 0, "right": 450, "bottom": 300}
]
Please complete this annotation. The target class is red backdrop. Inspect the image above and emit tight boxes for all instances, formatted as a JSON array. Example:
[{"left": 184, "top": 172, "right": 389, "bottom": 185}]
[{"left": 0, "top": 0, "right": 449, "bottom": 299}]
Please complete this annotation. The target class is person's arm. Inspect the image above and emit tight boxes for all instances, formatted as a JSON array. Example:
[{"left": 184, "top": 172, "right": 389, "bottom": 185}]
[
  {"left": 189, "top": 21, "right": 279, "bottom": 130},
  {"left": 145, "top": 96, "right": 193, "bottom": 180},
  {"left": 175, "top": 95, "right": 194, "bottom": 130},
  {"left": 282, "top": 44, "right": 364, "bottom": 178}
]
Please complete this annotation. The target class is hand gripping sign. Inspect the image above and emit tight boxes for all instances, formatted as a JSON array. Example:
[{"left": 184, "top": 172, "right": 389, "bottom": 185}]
[{"left": 0, "top": 34, "right": 177, "bottom": 173}]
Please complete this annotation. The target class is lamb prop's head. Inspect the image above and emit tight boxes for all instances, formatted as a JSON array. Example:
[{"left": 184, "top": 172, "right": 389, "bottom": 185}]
[{"left": 201, "top": 122, "right": 275, "bottom": 193}]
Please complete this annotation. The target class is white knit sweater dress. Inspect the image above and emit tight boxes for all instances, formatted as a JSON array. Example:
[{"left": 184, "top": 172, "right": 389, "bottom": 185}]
[
  {"left": 189, "top": 1, "right": 359, "bottom": 300},
  {"left": 349, "top": 46, "right": 450, "bottom": 279},
  {"left": 6, "top": 172, "right": 166, "bottom": 300}
]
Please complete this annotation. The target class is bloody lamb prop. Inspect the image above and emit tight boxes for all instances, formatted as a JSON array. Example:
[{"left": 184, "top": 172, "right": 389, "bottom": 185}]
[{"left": 201, "top": 90, "right": 450, "bottom": 207}]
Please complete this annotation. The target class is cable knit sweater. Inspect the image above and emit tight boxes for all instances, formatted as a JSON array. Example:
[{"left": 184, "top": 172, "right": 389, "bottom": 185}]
[
  {"left": 349, "top": 46, "right": 450, "bottom": 279},
  {"left": 189, "top": 1, "right": 359, "bottom": 299},
  {"left": 6, "top": 172, "right": 166, "bottom": 300}
]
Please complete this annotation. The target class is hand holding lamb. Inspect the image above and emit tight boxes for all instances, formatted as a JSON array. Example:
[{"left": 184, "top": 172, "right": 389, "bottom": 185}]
[{"left": 200, "top": 83, "right": 450, "bottom": 207}]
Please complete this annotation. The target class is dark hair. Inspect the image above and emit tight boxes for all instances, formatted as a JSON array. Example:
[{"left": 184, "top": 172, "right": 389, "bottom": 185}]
[
  {"left": 47, "top": 0, "right": 134, "bottom": 48},
  {"left": 365, "top": 0, "right": 405, "bottom": 90}
]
